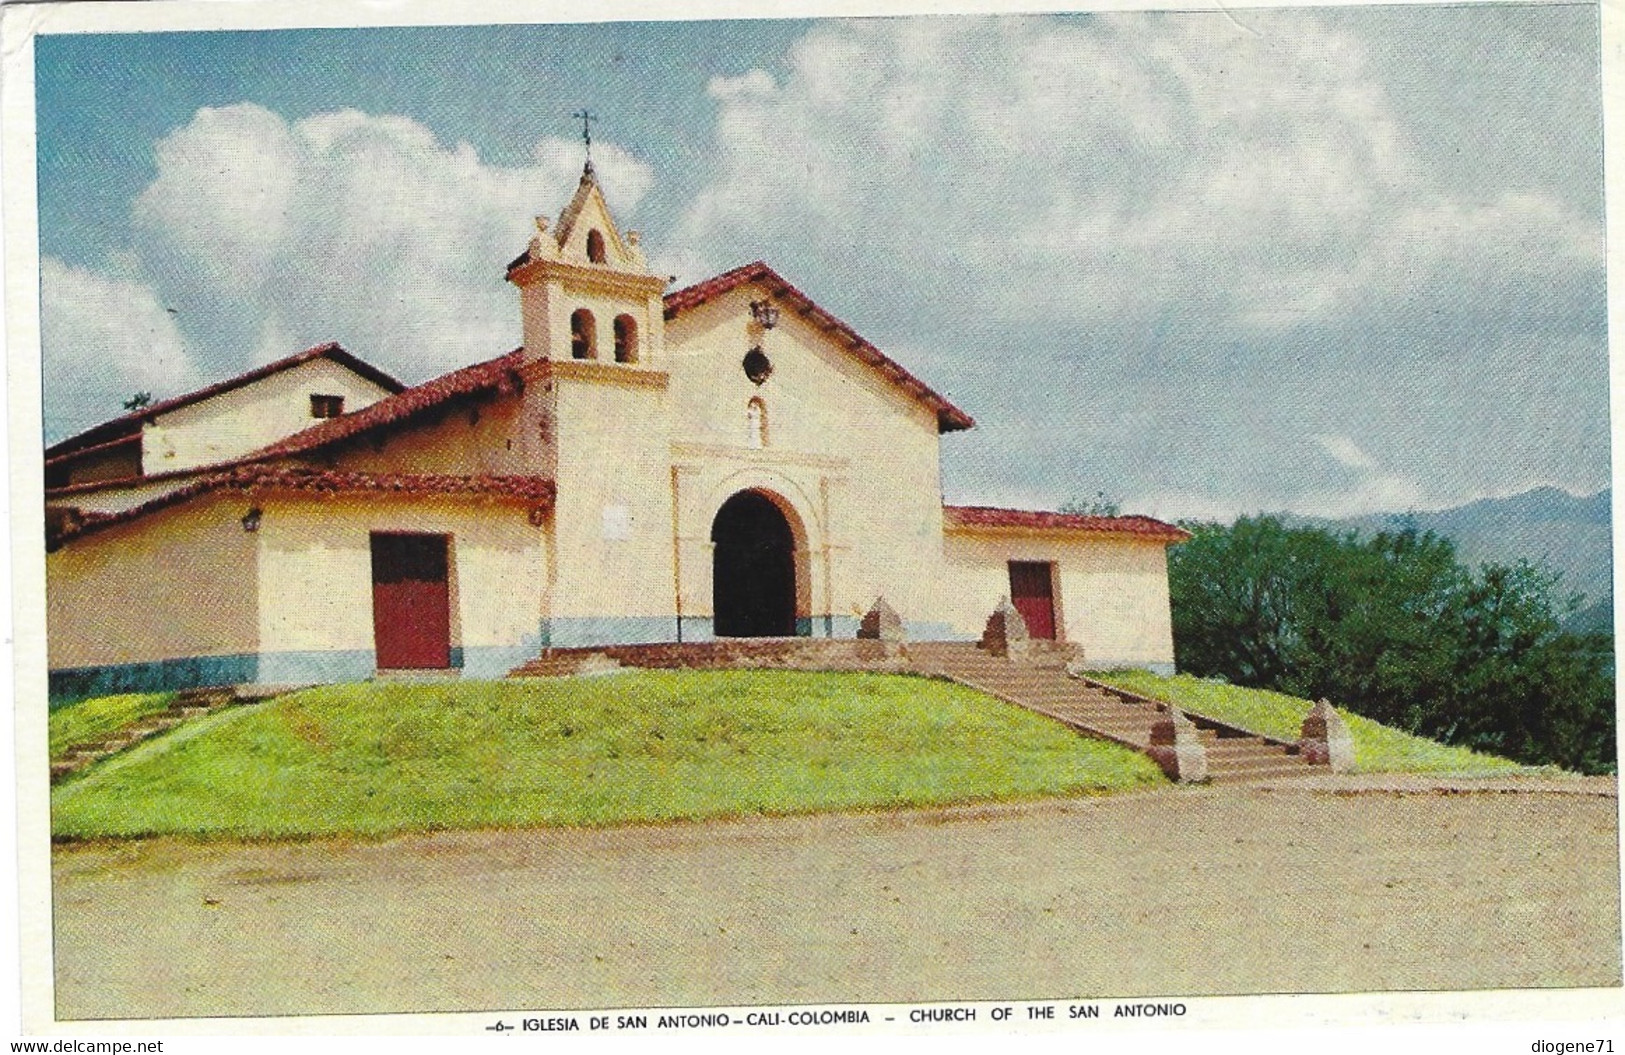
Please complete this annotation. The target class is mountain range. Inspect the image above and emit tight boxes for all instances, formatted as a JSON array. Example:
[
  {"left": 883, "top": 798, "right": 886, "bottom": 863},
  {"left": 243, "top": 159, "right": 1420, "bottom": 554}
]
[{"left": 1283, "top": 487, "right": 1613, "bottom": 635}]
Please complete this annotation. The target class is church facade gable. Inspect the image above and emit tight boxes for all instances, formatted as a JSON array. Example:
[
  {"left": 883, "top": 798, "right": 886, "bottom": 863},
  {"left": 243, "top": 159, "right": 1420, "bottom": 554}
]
[
  {"left": 550, "top": 172, "right": 643, "bottom": 271},
  {"left": 661, "top": 279, "right": 951, "bottom": 638},
  {"left": 663, "top": 280, "right": 943, "bottom": 453}
]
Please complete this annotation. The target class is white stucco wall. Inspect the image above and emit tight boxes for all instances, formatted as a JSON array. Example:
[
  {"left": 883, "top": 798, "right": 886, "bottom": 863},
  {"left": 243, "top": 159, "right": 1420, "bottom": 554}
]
[
  {"left": 143, "top": 358, "right": 396, "bottom": 473},
  {"left": 543, "top": 369, "right": 678, "bottom": 641},
  {"left": 46, "top": 494, "right": 260, "bottom": 670},
  {"left": 255, "top": 494, "right": 547, "bottom": 676},
  {"left": 325, "top": 394, "right": 531, "bottom": 476},
  {"left": 47, "top": 488, "right": 550, "bottom": 686},
  {"left": 941, "top": 528, "right": 1177, "bottom": 668}
]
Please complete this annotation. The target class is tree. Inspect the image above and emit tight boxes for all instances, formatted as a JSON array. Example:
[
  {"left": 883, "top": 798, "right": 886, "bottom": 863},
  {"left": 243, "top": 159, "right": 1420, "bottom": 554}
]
[
  {"left": 122, "top": 392, "right": 153, "bottom": 411},
  {"left": 1060, "top": 492, "right": 1121, "bottom": 517},
  {"left": 1167, "top": 516, "right": 1615, "bottom": 773}
]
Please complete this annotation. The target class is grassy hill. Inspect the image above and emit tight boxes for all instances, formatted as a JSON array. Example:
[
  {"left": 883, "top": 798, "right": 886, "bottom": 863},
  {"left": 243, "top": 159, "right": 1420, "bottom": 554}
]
[
  {"left": 51, "top": 672, "right": 1164, "bottom": 840},
  {"left": 50, "top": 668, "right": 1544, "bottom": 841},
  {"left": 49, "top": 692, "right": 174, "bottom": 761}
]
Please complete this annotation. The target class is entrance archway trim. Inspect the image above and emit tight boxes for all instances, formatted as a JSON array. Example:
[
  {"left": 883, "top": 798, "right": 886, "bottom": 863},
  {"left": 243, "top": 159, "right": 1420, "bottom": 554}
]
[{"left": 694, "top": 468, "right": 823, "bottom": 550}]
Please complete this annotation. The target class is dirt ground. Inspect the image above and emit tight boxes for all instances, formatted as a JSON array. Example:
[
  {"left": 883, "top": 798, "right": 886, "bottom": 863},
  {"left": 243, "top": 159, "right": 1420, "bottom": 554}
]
[{"left": 51, "top": 776, "right": 1622, "bottom": 1021}]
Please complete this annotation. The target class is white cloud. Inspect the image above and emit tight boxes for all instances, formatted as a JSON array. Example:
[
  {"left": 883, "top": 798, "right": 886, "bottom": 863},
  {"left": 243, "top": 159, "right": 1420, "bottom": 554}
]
[
  {"left": 672, "top": 15, "right": 1598, "bottom": 333},
  {"left": 1295, "top": 472, "right": 1427, "bottom": 520},
  {"left": 1314, "top": 434, "right": 1378, "bottom": 472},
  {"left": 128, "top": 103, "right": 653, "bottom": 384},
  {"left": 1301, "top": 433, "right": 1425, "bottom": 517},
  {"left": 1128, "top": 488, "right": 1245, "bottom": 525},
  {"left": 664, "top": 14, "right": 1603, "bottom": 519},
  {"left": 41, "top": 256, "right": 198, "bottom": 439}
]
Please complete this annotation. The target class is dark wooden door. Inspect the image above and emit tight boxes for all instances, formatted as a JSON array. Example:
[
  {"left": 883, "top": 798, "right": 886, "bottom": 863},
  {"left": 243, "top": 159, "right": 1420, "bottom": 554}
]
[
  {"left": 1009, "top": 561, "right": 1057, "bottom": 640},
  {"left": 371, "top": 533, "right": 451, "bottom": 669},
  {"left": 711, "top": 491, "right": 797, "bottom": 637}
]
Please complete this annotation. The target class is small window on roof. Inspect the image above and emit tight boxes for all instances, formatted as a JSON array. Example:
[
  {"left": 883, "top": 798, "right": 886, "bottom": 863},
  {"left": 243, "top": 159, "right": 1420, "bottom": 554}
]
[
  {"left": 310, "top": 394, "right": 345, "bottom": 418},
  {"left": 586, "top": 229, "right": 607, "bottom": 263}
]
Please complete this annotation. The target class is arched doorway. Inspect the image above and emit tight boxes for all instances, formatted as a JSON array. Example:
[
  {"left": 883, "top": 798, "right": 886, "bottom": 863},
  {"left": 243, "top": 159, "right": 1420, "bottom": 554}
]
[{"left": 711, "top": 490, "right": 798, "bottom": 637}]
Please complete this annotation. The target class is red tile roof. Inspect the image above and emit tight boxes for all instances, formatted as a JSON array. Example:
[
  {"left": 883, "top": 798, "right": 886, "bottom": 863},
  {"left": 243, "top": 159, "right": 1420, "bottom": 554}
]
[
  {"left": 944, "top": 505, "right": 1190, "bottom": 542},
  {"left": 49, "top": 466, "right": 554, "bottom": 548},
  {"left": 47, "top": 349, "right": 531, "bottom": 500},
  {"left": 248, "top": 349, "right": 527, "bottom": 459},
  {"left": 44, "top": 431, "right": 140, "bottom": 470},
  {"left": 663, "top": 262, "right": 975, "bottom": 434},
  {"left": 47, "top": 463, "right": 215, "bottom": 498},
  {"left": 46, "top": 342, "right": 406, "bottom": 460}
]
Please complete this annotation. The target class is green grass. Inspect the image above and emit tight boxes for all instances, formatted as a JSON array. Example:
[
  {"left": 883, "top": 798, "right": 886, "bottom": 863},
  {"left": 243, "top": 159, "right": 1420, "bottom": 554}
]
[
  {"left": 49, "top": 693, "right": 175, "bottom": 762},
  {"left": 51, "top": 671, "right": 1165, "bottom": 839},
  {"left": 1086, "top": 670, "right": 1530, "bottom": 776}
]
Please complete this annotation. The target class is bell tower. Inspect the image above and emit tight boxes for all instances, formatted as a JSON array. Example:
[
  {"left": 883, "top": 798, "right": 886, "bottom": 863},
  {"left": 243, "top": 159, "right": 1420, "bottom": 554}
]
[
  {"left": 503, "top": 136, "right": 679, "bottom": 648},
  {"left": 505, "top": 162, "right": 668, "bottom": 366}
]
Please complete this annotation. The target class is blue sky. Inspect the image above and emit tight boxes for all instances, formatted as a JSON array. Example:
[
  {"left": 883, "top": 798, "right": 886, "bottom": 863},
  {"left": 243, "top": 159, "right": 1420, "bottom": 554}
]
[{"left": 35, "top": 8, "right": 1608, "bottom": 520}]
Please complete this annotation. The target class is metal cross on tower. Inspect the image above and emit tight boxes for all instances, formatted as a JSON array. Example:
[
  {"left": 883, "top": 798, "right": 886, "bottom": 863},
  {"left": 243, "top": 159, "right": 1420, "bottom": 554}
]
[{"left": 573, "top": 109, "right": 596, "bottom": 172}]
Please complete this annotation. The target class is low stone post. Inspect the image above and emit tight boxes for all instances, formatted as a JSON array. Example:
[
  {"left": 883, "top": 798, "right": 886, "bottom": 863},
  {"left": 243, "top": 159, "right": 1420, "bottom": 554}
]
[
  {"left": 857, "top": 596, "right": 906, "bottom": 662},
  {"left": 979, "top": 596, "right": 1033, "bottom": 659},
  {"left": 1147, "top": 705, "right": 1208, "bottom": 783},
  {"left": 858, "top": 596, "right": 905, "bottom": 642},
  {"left": 1297, "top": 698, "right": 1355, "bottom": 773},
  {"left": 573, "top": 652, "right": 623, "bottom": 677}
]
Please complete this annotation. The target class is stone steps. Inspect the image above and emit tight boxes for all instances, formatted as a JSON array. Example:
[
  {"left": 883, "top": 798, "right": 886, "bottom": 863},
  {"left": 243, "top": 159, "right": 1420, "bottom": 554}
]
[
  {"left": 1208, "top": 745, "right": 1293, "bottom": 757},
  {"left": 50, "top": 685, "right": 273, "bottom": 784},
  {"left": 510, "top": 639, "right": 910, "bottom": 678},
  {"left": 1207, "top": 760, "right": 1316, "bottom": 783},
  {"left": 1033, "top": 705, "right": 1161, "bottom": 725},
  {"left": 509, "top": 658, "right": 586, "bottom": 678},
  {"left": 909, "top": 643, "right": 1321, "bottom": 784}
]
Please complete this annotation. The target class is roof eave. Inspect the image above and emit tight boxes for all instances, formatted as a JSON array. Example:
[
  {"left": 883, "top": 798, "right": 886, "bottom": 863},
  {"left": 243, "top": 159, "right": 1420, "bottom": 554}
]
[
  {"left": 944, "top": 522, "right": 1189, "bottom": 543},
  {"left": 49, "top": 469, "right": 557, "bottom": 549},
  {"left": 943, "top": 505, "right": 1191, "bottom": 543}
]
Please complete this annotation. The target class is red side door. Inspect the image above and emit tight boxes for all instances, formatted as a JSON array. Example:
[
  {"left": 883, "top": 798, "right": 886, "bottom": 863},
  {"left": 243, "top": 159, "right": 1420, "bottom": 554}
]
[
  {"left": 1009, "top": 561, "right": 1057, "bottom": 640},
  {"left": 371, "top": 533, "right": 452, "bottom": 669}
]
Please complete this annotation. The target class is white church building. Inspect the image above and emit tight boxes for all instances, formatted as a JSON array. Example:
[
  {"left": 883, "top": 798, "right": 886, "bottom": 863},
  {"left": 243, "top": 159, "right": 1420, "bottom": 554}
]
[{"left": 44, "top": 163, "right": 1185, "bottom": 701}]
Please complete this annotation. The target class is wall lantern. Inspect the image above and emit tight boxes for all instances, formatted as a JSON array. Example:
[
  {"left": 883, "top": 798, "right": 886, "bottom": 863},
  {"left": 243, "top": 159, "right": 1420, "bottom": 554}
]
[
  {"left": 240, "top": 506, "right": 263, "bottom": 533},
  {"left": 749, "top": 299, "right": 780, "bottom": 330}
]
